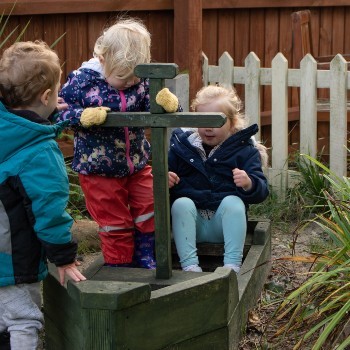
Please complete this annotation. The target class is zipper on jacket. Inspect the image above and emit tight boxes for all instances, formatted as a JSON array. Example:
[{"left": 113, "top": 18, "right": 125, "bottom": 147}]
[{"left": 119, "top": 91, "right": 135, "bottom": 174}]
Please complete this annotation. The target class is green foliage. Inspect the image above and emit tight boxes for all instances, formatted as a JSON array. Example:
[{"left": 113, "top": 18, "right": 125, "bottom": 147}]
[
  {"left": 274, "top": 155, "right": 350, "bottom": 349},
  {"left": 292, "top": 153, "right": 332, "bottom": 212},
  {"left": 65, "top": 160, "right": 90, "bottom": 220},
  {"left": 0, "top": 4, "right": 30, "bottom": 48}
]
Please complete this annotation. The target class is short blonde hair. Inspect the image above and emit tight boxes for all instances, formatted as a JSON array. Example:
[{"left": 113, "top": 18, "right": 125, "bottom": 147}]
[
  {"left": 94, "top": 17, "right": 151, "bottom": 78},
  {"left": 191, "top": 85, "right": 246, "bottom": 132},
  {"left": 0, "top": 41, "right": 61, "bottom": 108}
]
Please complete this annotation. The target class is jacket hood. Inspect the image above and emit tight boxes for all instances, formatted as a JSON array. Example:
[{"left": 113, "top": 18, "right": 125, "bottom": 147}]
[
  {"left": 0, "top": 101, "right": 66, "bottom": 163},
  {"left": 80, "top": 58, "right": 104, "bottom": 77}
]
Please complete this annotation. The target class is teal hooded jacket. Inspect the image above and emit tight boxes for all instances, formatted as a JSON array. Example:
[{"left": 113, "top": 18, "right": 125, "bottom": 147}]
[{"left": 0, "top": 101, "right": 77, "bottom": 287}]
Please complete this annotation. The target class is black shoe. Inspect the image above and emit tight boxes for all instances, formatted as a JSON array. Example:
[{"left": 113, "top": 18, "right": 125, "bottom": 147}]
[{"left": 0, "top": 331, "right": 10, "bottom": 350}]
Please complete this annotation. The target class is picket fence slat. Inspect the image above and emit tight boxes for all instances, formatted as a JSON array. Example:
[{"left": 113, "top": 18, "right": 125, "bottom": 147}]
[
  {"left": 300, "top": 54, "right": 317, "bottom": 158},
  {"left": 202, "top": 51, "right": 349, "bottom": 194},
  {"left": 244, "top": 52, "right": 261, "bottom": 139},
  {"left": 330, "top": 55, "right": 348, "bottom": 177}
]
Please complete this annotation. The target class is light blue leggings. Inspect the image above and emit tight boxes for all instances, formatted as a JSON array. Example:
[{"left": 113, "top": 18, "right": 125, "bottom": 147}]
[{"left": 171, "top": 196, "right": 247, "bottom": 268}]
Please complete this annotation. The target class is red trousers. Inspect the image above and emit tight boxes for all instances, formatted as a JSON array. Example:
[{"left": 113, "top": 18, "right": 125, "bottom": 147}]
[{"left": 79, "top": 165, "right": 154, "bottom": 264}]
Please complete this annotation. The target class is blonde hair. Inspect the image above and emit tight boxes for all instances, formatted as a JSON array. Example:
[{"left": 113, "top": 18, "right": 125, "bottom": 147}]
[
  {"left": 0, "top": 41, "right": 61, "bottom": 108},
  {"left": 191, "top": 85, "right": 246, "bottom": 132},
  {"left": 94, "top": 17, "right": 151, "bottom": 78},
  {"left": 191, "top": 85, "right": 269, "bottom": 167}
]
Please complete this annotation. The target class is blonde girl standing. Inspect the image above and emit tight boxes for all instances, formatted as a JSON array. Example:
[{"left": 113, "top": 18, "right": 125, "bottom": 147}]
[{"left": 57, "top": 18, "right": 178, "bottom": 269}]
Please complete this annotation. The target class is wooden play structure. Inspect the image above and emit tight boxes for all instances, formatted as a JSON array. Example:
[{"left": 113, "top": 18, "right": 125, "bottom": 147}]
[{"left": 43, "top": 64, "right": 271, "bottom": 349}]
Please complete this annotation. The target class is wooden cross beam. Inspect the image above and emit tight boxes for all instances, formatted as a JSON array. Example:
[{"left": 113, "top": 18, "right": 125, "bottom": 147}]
[{"left": 102, "top": 63, "right": 226, "bottom": 279}]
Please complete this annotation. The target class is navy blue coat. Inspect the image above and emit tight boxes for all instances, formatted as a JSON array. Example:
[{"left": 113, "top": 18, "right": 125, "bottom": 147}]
[{"left": 168, "top": 124, "right": 269, "bottom": 211}]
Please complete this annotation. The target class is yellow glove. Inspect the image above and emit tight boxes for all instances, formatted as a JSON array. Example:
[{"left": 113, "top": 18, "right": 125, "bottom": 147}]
[
  {"left": 80, "top": 106, "right": 111, "bottom": 127},
  {"left": 156, "top": 88, "right": 179, "bottom": 113}
]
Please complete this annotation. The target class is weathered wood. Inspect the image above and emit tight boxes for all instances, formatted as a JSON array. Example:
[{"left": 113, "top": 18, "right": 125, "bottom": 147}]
[
  {"left": 174, "top": 0, "right": 202, "bottom": 103},
  {"left": 102, "top": 112, "right": 226, "bottom": 128},
  {"left": 135, "top": 63, "right": 178, "bottom": 79},
  {"left": 271, "top": 53, "right": 288, "bottom": 198},
  {"left": 330, "top": 55, "right": 348, "bottom": 177},
  {"left": 68, "top": 280, "right": 151, "bottom": 310},
  {"left": 151, "top": 127, "right": 172, "bottom": 279},
  {"left": 300, "top": 54, "right": 317, "bottom": 158},
  {"left": 245, "top": 52, "right": 261, "bottom": 139},
  {"left": 2, "top": 0, "right": 350, "bottom": 16},
  {"left": 44, "top": 217, "right": 271, "bottom": 349}
]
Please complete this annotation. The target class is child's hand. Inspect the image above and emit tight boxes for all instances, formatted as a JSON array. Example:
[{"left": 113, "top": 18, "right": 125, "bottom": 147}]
[
  {"left": 57, "top": 97, "right": 68, "bottom": 112},
  {"left": 156, "top": 88, "right": 178, "bottom": 113},
  {"left": 168, "top": 171, "right": 180, "bottom": 188},
  {"left": 80, "top": 106, "right": 111, "bottom": 127},
  {"left": 57, "top": 262, "right": 87, "bottom": 286},
  {"left": 232, "top": 168, "right": 252, "bottom": 191}
]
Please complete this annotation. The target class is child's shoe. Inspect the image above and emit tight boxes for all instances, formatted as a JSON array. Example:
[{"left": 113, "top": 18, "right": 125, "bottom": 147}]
[
  {"left": 224, "top": 263, "right": 241, "bottom": 273},
  {"left": 183, "top": 264, "right": 202, "bottom": 272},
  {"left": 0, "top": 331, "right": 10, "bottom": 350},
  {"left": 134, "top": 231, "right": 156, "bottom": 269}
]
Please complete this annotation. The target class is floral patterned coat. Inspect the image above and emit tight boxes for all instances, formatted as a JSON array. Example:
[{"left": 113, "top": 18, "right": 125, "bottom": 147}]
[{"left": 57, "top": 58, "right": 151, "bottom": 177}]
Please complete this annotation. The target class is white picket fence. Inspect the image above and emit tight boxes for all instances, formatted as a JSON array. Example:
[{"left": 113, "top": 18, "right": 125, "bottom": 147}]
[{"left": 202, "top": 51, "right": 349, "bottom": 196}]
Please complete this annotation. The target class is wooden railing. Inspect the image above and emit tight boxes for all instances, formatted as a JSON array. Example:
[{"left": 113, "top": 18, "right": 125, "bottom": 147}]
[{"left": 203, "top": 51, "right": 349, "bottom": 195}]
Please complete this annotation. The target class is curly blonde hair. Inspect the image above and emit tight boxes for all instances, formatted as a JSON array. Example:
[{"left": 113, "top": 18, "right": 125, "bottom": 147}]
[
  {"left": 94, "top": 17, "right": 151, "bottom": 79},
  {"left": 0, "top": 41, "right": 61, "bottom": 108}
]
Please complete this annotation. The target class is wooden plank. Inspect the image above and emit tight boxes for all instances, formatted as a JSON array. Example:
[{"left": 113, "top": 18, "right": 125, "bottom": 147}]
[
  {"left": 279, "top": 9, "right": 295, "bottom": 107},
  {"left": 330, "top": 56, "right": 348, "bottom": 177},
  {"left": 344, "top": 7, "right": 350, "bottom": 54},
  {"left": 271, "top": 53, "right": 288, "bottom": 197},
  {"left": 0, "top": 0, "right": 173, "bottom": 15},
  {"left": 86, "top": 13, "right": 110, "bottom": 61},
  {"left": 245, "top": 52, "right": 261, "bottom": 137},
  {"left": 118, "top": 270, "right": 236, "bottom": 350},
  {"left": 135, "top": 63, "right": 178, "bottom": 79},
  {"left": 103, "top": 112, "right": 226, "bottom": 128},
  {"left": 20, "top": 15, "right": 43, "bottom": 42},
  {"left": 249, "top": 9, "right": 265, "bottom": 65},
  {"left": 64, "top": 13, "right": 88, "bottom": 76},
  {"left": 2, "top": 0, "right": 350, "bottom": 16},
  {"left": 332, "top": 7, "right": 345, "bottom": 54},
  {"left": 174, "top": 0, "right": 202, "bottom": 103},
  {"left": 319, "top": 7, "right": 333, "bottom": 57},
  {"left": 263, "top": 9, "right": 279, "bottom": 112},
  {"left": 68, "top": 280, "right": 151, "bottom": 310},
  {"left": 43, "top": 14, "right": 66, "bottom": 82},
  {"left": 217, "top": 9, "right": 235, "bottom": 57},
  {"left": 152, "top": 127, "right": 172, "bottom": 279},
  {"left": 148, "top": 11, "right": 172, "bottom": 63},
  {"left": 300, "top": 54, "right": 317, "bottom": 158},
  {"left": 202, "top": 9, "right": 218, "bottom": 67},
  {"left": 234, "top": 9, "right": 250, "bottom": 100}
]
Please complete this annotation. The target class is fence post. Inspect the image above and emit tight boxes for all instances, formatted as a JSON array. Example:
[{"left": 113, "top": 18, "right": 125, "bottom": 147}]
[
  {"left": 330, "top": 54, "right": 348, "bottom": 177},
  {"left": 300, "top": 54, "right": 317, "bottom": 158},
  {"left": 218, "top": 52, "right": 234, "bottom": 87},
  {"left": 271, "top": 53, "right": 288, "bottom": 199},
  {"left": 174, "top": 0, "right": 202, "bottom": 103},
  {"left": 245, "top": 52, "right": 261, "bottom": 139}
]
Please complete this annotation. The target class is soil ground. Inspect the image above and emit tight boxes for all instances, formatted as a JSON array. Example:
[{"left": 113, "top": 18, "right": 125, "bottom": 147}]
[{"left": 70, "top": 218, "right": 321, "bottom": 349}]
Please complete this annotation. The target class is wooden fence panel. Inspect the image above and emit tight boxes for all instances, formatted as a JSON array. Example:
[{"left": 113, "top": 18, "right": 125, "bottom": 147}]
[{"left": 202, "top": 51, "right": 349, "bottom": 193}]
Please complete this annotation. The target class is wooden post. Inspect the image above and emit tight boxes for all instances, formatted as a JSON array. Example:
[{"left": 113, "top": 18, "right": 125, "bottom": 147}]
[{"left": 174, "top": 0, "right": 203, "bottom": 103}]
